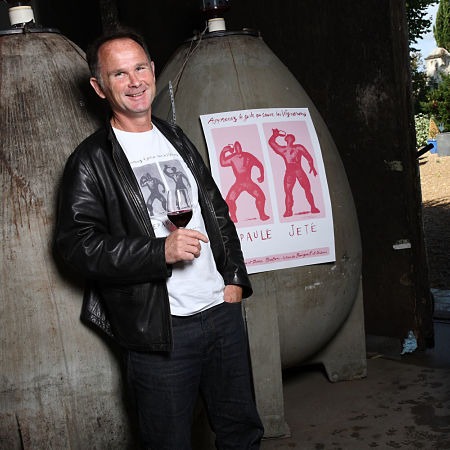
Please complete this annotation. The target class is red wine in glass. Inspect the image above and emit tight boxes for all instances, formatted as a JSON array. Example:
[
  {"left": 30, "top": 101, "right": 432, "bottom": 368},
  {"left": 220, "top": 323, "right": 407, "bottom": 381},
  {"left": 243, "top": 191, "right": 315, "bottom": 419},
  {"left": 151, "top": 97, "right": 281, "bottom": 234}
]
[
  {"left": 166, "top": 189, "right": 193, "bottom": 228},
  {"left": 167, "top": 209, "right": 193, "bottom": 228}
]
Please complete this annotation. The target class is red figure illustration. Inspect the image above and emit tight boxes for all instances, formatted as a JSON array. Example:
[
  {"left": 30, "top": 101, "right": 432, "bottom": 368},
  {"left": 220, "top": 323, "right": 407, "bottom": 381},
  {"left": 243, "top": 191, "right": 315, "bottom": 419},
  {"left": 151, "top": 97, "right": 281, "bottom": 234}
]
[
  {"left": 220, "top": 141, "right": 270, "bottom": 223},
  {"left": 268, "top": 128, "right": 320, "bottom": 217}
]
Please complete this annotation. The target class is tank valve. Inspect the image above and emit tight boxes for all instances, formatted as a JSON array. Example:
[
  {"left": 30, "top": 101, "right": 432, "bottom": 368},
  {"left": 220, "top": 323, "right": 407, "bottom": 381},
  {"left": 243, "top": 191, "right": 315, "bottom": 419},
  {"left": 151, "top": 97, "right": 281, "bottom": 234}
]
[
  {"left": 5, "top": 1, "right": 35, "bottom": 27},
  {"left": 200, "top": 0, "right": 230, "bottom": 32}
]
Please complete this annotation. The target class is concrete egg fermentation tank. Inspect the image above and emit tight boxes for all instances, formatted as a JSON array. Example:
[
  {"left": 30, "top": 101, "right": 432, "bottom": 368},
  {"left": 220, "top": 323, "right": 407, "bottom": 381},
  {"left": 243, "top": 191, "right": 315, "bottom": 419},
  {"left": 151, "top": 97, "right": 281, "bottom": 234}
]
[
  {"left": 153, "top": 27, "right": 367, "bottom": 436},
  {"left": 0, "top": 18, "right": 132, "bottom": 448}
]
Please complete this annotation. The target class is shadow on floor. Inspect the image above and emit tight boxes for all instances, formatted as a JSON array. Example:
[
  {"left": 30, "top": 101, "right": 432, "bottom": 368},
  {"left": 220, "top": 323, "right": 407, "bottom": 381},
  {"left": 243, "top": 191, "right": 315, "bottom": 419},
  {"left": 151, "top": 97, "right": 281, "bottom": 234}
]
[{"left": 261, "top": 321, "right": 450, "bottom": 449}]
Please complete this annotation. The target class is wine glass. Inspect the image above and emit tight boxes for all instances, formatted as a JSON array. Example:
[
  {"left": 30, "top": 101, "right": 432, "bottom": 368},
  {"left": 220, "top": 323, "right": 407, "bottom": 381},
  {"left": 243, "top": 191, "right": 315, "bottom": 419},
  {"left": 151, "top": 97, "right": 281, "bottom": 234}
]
[{"left": 166, "top": 188, "right": 193, "bottom": 228}]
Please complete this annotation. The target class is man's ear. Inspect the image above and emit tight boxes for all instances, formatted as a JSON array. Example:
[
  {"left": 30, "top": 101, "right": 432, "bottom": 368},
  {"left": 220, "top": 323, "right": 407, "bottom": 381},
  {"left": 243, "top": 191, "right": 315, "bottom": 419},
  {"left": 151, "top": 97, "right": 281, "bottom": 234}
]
[
  {"left": 90, "top": 77, "right": 106, "bottom": 99},
  {"left": 150, "top": 61, "right": 156, "bottom": 84}
]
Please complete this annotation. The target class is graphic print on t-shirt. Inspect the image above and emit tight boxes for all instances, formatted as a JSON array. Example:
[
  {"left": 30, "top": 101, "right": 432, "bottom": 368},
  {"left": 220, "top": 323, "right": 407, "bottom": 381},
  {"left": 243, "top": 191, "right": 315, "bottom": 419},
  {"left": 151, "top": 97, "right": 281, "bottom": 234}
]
[
  {"left": 132, "top": 160, "right": 194, "bottom": 226},
  {"left": 134, "top": 164, "right": 167, "bottom": 216},
  {"left": 139, "top": 167, "right": 167, "bottom": 216},
  {"left": 163, "top": 161, "right": 191, "bottom": 192}
]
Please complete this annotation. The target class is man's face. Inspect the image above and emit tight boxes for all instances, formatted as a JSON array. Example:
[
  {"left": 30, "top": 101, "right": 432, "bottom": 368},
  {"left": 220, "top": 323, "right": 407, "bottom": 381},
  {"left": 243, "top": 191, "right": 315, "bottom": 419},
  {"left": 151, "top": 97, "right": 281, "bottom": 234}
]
[{"left": 90, "top": 38, "right": 156, "bottom": 123}]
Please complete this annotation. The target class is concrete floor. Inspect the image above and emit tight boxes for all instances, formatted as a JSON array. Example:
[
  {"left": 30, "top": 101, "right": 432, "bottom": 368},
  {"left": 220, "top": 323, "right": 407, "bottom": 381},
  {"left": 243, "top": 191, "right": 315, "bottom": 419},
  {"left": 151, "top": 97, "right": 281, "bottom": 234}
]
[{"left": 260, "top": 320, "right": 450, "bottom": 449}]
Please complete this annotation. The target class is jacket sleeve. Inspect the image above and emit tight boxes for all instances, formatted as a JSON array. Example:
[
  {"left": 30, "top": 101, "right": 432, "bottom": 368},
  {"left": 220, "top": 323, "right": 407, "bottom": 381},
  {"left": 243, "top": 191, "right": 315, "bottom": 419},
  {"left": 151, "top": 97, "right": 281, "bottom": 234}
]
[
  {"left": 54, "top": 150, "right": 171, "bottom": 285},
  {"left": 180, "top": 132, "right": 253, "bottom": 299}
]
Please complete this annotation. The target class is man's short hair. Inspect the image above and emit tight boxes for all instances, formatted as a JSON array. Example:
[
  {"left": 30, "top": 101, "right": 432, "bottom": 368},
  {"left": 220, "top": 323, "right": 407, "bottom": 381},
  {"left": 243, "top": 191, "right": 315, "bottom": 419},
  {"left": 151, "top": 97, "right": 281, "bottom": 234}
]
[{"left": 86, "top": 28, "right": 152, "bottom": 82}]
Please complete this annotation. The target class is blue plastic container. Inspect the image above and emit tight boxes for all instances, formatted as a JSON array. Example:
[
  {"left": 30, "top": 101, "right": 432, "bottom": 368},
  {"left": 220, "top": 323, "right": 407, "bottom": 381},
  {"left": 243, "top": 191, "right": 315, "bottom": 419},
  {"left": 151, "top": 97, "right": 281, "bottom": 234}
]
[{"left": 427, "top": 139, "right": 438, "bottom": 154}]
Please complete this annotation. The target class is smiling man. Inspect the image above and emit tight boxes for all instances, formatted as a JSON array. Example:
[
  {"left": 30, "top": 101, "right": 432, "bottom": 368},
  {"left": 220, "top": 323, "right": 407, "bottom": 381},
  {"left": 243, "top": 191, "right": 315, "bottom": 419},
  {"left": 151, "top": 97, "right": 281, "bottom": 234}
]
[
  {"left": 54, "top": 30, "right": 263, "bottom": 449},
  {"left": 89, "top": 36, "right": 157, "bottom": 130}
]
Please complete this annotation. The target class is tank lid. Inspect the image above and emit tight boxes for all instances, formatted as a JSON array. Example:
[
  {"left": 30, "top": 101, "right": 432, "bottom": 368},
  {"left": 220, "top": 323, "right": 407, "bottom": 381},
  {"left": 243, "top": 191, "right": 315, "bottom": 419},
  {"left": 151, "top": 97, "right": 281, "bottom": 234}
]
[
  {"left": 1, "top": 0, "right": 59, "bottom": 35},
  {"left": 200, "top": 0, "right": 231, "bottom": 32},
  {"left": 6, "top": 1, "right": 35, "bottom": 27}
]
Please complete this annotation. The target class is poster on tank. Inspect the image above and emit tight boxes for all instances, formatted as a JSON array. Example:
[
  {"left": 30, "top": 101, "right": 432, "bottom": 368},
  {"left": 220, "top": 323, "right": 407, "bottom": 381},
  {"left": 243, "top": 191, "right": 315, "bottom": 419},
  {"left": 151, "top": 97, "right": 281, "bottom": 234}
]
[{"left": 200, "top": 107, "right": 336, "bottom": 274}]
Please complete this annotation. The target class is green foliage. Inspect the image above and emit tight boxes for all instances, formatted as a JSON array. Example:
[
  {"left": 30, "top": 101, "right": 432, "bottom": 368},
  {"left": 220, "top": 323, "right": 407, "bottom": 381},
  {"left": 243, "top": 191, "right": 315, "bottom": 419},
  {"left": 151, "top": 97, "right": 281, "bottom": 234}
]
[
  {"left": 421, "top": 73, "right": 450, "bottom": 131},
  {"left": 415, "top": 113, "right": 430, "bottom": 147},
  {"left": 410, "top": 52, "right": 429, "bottom": 113},
  {"left": 407, "top": 1, "right": 437, "bottom": 115},
  {"left": 407, "top": 0, "right": 439, "bottom": 50},
  {"left": 434, "top": 0, "right": 450, "bottom": 49}
]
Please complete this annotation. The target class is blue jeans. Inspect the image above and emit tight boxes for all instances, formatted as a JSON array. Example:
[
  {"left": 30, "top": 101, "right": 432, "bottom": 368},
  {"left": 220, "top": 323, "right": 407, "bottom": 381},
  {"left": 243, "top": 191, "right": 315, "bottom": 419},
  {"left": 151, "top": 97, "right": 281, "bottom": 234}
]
[{"left": 126, "top": 302, "right": 264, "bottom": 449}]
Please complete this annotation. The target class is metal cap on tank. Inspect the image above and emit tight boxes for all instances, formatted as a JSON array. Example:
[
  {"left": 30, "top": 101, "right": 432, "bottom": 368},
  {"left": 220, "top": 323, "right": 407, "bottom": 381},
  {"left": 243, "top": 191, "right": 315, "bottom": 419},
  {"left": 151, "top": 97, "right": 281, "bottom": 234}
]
[
  {"left": 1, "top": 0, "right": 58, "bottom": 35},
  {"left": 200, "top": 0, "right": 230, "bottom": 32},
  {"left": 6, "top": 0, "right": 34, "bottom": 27}
]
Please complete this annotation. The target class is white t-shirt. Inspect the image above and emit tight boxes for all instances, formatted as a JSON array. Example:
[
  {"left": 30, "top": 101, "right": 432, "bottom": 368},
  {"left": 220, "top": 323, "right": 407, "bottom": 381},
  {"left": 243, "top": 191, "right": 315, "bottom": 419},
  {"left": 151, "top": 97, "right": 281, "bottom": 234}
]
[{"left": 113, "top": 125, "right": 225, "bottom": 316}]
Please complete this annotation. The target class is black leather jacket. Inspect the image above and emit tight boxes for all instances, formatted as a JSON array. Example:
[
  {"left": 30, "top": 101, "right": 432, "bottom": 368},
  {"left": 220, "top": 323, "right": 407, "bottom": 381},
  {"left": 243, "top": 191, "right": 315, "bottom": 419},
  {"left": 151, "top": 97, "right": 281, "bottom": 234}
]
[{"left": 54, "top": 117, "right": 252, "bottom": 351}]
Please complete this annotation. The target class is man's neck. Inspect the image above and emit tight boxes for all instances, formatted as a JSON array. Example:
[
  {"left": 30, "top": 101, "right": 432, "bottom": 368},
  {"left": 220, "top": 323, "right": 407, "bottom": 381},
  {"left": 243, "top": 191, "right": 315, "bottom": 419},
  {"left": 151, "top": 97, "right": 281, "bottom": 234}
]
[{"left": 110, "top": 113, "right": 153, "bottom": 133}]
